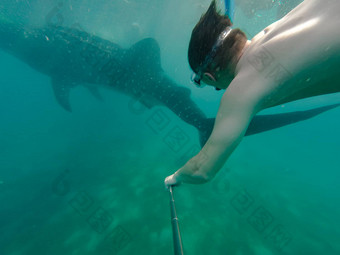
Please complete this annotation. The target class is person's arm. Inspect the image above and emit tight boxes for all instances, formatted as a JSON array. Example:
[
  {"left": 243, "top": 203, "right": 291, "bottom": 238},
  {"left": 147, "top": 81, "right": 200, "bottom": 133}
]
[{"left": 165, "top": 75, "right": 263, "bottom": 186}]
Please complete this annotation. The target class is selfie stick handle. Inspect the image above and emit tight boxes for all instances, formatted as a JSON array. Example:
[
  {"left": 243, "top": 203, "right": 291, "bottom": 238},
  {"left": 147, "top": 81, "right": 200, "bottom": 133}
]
[{"left": 169, "top": 186, "right": 184, "bottom": 255}]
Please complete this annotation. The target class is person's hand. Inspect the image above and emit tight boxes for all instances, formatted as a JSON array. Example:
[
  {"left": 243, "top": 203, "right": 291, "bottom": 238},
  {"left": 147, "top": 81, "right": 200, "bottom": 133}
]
[
  {"left": 165, "top": 167, "right": 211, "bottom": 189},
  {"left": 164, "top": 172, "right": 182, "bottom": 189}
]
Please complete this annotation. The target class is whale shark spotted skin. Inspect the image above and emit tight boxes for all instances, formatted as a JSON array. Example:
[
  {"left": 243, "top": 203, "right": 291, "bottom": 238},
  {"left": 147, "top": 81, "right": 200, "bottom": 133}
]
[
  {"left": 0, "top": 18, "right": 338, "bottom": 146},
  {"left": 1, "top": 21, "right": 216, "bottom": 145}
]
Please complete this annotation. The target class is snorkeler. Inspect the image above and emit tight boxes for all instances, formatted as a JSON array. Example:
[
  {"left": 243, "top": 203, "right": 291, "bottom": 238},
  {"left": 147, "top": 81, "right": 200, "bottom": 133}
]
[
  {"left": 165, "top": 0, "right": 340, "bottom": 187},
  {"left": 1, "top": 11, "right": 337, "bottom": 148}
]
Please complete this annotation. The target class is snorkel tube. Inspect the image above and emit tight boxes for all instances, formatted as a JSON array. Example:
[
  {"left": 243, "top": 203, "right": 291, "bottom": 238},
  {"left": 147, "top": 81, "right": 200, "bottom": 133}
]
[{"left": 223, "top": 0, "right": 235, "bottom": 23}]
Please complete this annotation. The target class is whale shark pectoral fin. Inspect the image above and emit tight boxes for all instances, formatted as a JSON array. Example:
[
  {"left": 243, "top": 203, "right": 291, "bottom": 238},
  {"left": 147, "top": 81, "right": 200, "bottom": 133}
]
[
  {"left": 85, "top": 85, "right": 104, "bottom": 102},
  {"left": 51, "top": 79, "right": 72, "bottom": 112},
  {"left": 138, "top": 94, "right": 161, "bottom": 109}
]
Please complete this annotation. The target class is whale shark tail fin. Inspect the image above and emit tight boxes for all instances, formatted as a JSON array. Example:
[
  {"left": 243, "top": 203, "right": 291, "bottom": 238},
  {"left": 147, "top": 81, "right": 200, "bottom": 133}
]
[
  {"left": 246, "top": 103, "right": 340, "bottom": 136},
  {"left": 198, "top": 118, "right": 215, "bottom": 147}
]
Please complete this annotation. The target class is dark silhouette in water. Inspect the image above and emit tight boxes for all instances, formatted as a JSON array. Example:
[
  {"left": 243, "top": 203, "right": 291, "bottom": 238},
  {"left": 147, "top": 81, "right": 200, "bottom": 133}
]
[
  {"left": 246, "top": 103, "right": 340, "bottom": 136},
  {"left": 0, "top": 14, "right": 337, "bottom": 146}
]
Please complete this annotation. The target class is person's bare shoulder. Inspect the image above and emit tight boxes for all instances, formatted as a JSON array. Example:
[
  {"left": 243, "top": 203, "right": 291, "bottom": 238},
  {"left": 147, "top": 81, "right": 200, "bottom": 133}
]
[{"left": 220, "top": 68, "right": 272, "bottom": 116}]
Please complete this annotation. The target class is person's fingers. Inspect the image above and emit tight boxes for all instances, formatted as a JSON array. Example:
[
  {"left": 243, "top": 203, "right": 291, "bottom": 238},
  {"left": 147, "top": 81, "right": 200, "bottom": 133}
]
[
  {"left": 164, "top": 175, "right": 175, "bottom": 188},
  {"left": 164, "top": 174, "right": 181, "bottom": 189}
]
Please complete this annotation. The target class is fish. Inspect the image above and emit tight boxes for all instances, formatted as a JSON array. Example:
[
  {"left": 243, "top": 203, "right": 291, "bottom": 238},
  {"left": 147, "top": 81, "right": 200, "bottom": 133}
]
[{"left": 0, "top": 15, "right": 337, "bottom": 147}]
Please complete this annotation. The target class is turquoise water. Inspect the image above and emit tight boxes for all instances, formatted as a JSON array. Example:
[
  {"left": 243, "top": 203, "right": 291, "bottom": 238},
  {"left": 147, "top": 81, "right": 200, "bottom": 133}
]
[{"left": 1, "top": 0, "right": 340, "bottom": 254}]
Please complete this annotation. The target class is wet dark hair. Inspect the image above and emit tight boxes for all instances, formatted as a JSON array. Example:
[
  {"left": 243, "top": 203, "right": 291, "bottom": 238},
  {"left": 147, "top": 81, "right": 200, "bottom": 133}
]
[{"left": 188, "top": 0, "right": 247, "bottom": 75}]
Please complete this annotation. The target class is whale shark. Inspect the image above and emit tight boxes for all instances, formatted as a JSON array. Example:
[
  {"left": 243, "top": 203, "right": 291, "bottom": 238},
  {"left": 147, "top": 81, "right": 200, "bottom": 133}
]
[{"left": 0, "top": 14, "right": 338, "bottom": 146}]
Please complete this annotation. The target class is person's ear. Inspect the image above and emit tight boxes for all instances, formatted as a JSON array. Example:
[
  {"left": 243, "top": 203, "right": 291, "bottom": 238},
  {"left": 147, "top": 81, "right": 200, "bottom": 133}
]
[{"left": 203, "top": 72, "right": 216, "bottom": 82}]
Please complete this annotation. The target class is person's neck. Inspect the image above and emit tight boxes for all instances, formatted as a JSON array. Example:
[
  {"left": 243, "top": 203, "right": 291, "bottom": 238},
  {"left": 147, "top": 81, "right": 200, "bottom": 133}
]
[
  {"left": 238, "top": 40, "right": 251, "bottom": 61},
  {"left": 234, "top": 40, "right": 251, "bottom": 74}
]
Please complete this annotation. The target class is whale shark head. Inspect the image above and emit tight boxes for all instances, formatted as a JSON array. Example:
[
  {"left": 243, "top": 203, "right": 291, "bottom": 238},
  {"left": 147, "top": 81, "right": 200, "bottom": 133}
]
[
  {"left": 0, "top": 11, "right": 17, "bottom": 28},
  {"left": 0, "top": 12, "right": 24, "bottom": 52},
  {"left": 0, "top": 12, "right": 11, "bottom": 24}
]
